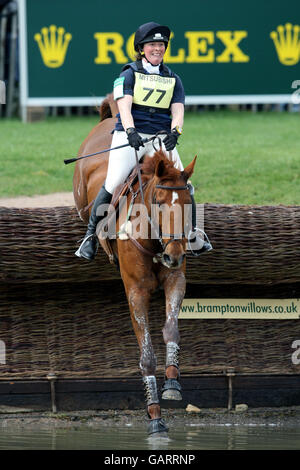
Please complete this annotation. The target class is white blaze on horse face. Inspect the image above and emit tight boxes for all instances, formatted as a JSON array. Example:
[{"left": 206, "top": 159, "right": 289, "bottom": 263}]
[{"left": 171, "top": 191, "right": 179, "bottom": 206}]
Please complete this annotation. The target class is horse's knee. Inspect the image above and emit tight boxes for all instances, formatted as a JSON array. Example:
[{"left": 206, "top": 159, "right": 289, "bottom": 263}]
[{"left": 140, "top": 351, "right": 157, "bottom": 376}]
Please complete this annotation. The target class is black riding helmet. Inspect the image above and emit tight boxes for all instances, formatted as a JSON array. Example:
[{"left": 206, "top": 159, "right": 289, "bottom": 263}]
[{"left": 134, "top": 22, "right": 171, "bottom": 52}]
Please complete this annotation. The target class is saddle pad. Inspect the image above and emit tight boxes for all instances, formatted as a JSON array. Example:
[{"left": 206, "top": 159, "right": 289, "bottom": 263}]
[{"left": 98, "top": 165, "right": 142, "bottom": 263}]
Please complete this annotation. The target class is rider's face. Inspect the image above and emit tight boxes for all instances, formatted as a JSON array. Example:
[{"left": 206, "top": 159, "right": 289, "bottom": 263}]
[{"left": 143, "top": 42, "right": 166, "bottom": 65}]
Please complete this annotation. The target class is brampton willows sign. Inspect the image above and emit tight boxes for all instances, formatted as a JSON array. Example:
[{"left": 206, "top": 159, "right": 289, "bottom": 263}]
[
  {"left": 18, "top": 0, "right": 300, "bottom": 114},
  {"left": 179, "top": 299, "right": 300, "bottom": 319}
]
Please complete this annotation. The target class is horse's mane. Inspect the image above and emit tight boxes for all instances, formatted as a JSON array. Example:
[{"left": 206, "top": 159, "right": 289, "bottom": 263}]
[
  {"left": 99, "top": 99, "right": 112, "bottom": 121},
  {"left": 142, "top": 149, "right": 181, "bottom": 183},
  {"left": 99, "top": 93, "right": 119, "bottom": 121}
]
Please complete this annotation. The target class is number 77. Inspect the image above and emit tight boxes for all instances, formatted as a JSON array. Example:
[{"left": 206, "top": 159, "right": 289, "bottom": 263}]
[{"left": 142, "top": 87, "right": 166, "bottom": 104}]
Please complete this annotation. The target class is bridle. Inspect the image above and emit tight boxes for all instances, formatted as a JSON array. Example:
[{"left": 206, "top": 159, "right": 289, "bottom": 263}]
[
  {"left": 153, "top": 183, "right": 191, "bottom": 245},
  {"left": 126, "top": 176, "right": 191, "bottom": 264},
  {"left": 118, "top": 131, "right": 192, "bottom": 264}
]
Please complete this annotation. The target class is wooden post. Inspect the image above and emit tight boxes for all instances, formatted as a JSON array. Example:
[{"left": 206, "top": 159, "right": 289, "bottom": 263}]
[
  {"left": 6, "top": 7, "right": 17, "bottom": 118},
  {"left": 47, "top": 373, "right": 58, "bottom": 413},
  {"left": 0, "top": 9, "right": 7, "bottom": 118},
  {"left": 226, "top": 367, "right": 235, "bottom": 411}
]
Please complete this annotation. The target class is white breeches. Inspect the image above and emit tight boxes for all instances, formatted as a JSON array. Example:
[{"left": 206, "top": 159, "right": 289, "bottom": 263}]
[{"left": 105, "top": 131, "right": 184, "bottom": 194}]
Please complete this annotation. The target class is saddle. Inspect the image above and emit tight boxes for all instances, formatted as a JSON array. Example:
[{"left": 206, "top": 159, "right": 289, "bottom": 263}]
[{"left": 97, "top": 165, "right": 143, "bottom": 264}]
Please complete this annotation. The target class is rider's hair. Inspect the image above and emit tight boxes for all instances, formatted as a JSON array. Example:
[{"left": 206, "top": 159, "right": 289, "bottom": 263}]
[{"left": 135, "top": 49, "right": 144, "bottom": 61}]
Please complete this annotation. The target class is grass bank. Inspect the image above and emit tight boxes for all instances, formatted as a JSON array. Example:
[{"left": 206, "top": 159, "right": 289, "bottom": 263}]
[{"left": 0, "top": 111, "right": 299, "bottom": 204}]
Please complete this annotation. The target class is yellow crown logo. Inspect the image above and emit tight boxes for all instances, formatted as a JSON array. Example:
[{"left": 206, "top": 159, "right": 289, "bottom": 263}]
[
  {"left": 34, "top": 25, "right": 72, "bottom": 68},
  {"left": 270, "top": 23, "right": 300, "bottom": 66}
]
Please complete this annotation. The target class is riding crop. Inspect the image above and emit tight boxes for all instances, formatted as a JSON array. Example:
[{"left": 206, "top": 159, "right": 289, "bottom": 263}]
[{"left": 63, "top": 136, "right": 155, "bottom": 165}]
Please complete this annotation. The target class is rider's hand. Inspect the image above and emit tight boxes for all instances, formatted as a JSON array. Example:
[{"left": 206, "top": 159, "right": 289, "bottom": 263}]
[
  {"left": 163, "top": 127, "right": 182, "bottom": 151},
  {"left": 126, "top": 128, "right": 144, "bottom": 150}
]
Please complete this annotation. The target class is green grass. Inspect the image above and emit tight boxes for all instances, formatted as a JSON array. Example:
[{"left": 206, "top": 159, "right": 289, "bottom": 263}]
[
  {"left": 0, "top": 116, "right": 91, "bottom": 197},
  {"left": 0, "top": 111, "right": 299, "bottom": 204},
  {"left": 182, "top": 111, "right": 300, "bottom": 205}
]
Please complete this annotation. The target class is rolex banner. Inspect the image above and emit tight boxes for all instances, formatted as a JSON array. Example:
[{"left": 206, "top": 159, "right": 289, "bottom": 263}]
[{"left": 18, "top": 0, "right": 300, "bottom": 108}]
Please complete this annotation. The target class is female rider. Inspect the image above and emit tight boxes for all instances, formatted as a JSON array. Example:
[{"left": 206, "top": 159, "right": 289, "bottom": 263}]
[{"left": 76, "top": 22, "right": 212, "bottom": 260}]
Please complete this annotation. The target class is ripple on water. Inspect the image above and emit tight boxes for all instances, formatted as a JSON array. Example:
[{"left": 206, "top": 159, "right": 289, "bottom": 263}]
[{"left": 0, "top": 425, "right": 300, "bottom": 450}]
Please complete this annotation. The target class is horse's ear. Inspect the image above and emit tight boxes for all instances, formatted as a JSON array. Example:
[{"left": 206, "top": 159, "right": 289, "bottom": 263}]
[
  {"left": 182, "top": 156, "right": 197, "bottom": 180},
  {"left": 155, "top": 159, "right": 166, "bottom": 178}
]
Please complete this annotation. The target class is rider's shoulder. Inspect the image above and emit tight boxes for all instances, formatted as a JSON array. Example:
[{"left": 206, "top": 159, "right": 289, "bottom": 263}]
[
  {"left": 121, "top": 62, "right": 139, "bottom": 73},
  {"left": 120, "top": 61, "right": 178, "bottom": 80},
  {"left": 160, "top": 63, "right": 175, "bottom": 77}
]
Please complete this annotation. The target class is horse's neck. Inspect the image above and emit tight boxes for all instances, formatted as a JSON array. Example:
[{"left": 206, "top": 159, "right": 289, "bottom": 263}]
[
  {"left": 141, "top": 178, "right": 155, "bottom": 212},
  {"left": 132, "top": 178, "right": 157, "bottom": 239}
]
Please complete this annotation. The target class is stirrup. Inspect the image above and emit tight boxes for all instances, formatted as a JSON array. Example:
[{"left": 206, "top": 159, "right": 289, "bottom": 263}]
[
  {"left": 187, "top": 228, "right": 213, "bottom": 257},
  {"left": 75, "top": 233, "right": 98, "bottom": 260}
]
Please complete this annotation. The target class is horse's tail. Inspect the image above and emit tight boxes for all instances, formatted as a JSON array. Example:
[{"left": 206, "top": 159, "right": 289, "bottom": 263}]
[{"left": 99, "top": 92, "right": 119, "bottom": 121}]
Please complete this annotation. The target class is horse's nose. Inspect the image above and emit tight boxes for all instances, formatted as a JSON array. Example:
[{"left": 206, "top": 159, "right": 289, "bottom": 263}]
[{"left": 163, "top": 252, "right": 186, "bottom": 269}]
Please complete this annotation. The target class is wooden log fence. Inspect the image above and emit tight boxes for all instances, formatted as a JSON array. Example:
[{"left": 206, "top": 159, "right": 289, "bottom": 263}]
[
  {"left": 0, "top": 204, "right": 299, "bottom": 285},
  {"left": 0, "top": 203, "right": 300, "bottom": 391}
]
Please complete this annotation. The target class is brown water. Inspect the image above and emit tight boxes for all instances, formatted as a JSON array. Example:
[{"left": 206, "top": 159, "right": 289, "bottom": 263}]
[{"left": 0, "top": 424, "right": 300, "bottom": 450}]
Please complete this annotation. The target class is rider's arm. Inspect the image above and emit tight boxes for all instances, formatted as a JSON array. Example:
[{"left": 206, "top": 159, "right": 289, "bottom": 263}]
[
  {"left": 163, "top": 101, "right": 184, "bottom": 151},
  {"left": 117, "top": 94, "right": 135, "bottom": 132},
  {"left": 170, "top": 72, "right": 185, "bottom": 132},
  {"left": 170, "top": 102, "right": 184, "bottom": 130},
  {"left": 118, "top": 94, "right": 144, "bottom": 150}
]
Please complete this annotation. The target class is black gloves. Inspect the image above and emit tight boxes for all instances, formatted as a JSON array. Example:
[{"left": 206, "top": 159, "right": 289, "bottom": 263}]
[
  {"left": 126, "top": 126, "right": 182, "bottom": 151},
  {"left": 163, "top": 127, "right": 181, "bottom": 151},
  {"left": 126, "top": 127, "right": 144, "bottom": 150}
]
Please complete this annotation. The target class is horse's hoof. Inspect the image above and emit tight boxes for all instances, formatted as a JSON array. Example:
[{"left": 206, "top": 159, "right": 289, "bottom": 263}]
[
  {"left": 161, "top": 378, "right": 182, "bottom": 401},
  {"left": 162, "top": 388, "right": 182, "bottom": 400},
  {"left": 147, "top": 432, "right": 169, "bottom": 441},
  {"left": 148, "top": 418, "right": 169, "bottom": 436}
]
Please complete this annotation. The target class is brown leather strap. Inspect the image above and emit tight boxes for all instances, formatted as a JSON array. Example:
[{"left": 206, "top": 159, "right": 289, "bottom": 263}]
[
  {"left": 81, "top": 198, "right": 95, "bottom": 214},
  {"left": 128, "top": 235, "right": 158, "bottom": 258}
]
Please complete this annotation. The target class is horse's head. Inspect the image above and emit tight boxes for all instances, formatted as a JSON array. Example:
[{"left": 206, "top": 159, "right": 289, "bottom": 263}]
[{"left": 143, "top": 150, "right": 196, "bottom": 269}]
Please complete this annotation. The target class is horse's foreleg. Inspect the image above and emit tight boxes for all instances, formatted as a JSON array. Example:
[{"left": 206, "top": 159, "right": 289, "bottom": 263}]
[
  {"left": 127, "top": 286, "right": 168, "bottom": 433},
  {"left": 127, "top": 287, "right": 156, "bottom": 377},
  {"left": 161, "top": 270, "right": 186, "bottom": 400}
]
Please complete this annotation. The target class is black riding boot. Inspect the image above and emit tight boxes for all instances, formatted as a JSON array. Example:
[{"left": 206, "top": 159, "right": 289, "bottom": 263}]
[
  {"left": 75, "top": 185, "right": 112, "bottom": 260},
  {"left": 188, "top": 189, "right": 213, "bottom": 256}
]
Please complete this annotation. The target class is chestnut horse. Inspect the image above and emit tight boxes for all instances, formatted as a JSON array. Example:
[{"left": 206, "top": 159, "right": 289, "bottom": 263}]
[{"left": 73, "top": 95, "right": 196, "bottom": 436}]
